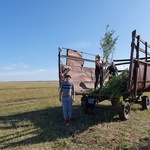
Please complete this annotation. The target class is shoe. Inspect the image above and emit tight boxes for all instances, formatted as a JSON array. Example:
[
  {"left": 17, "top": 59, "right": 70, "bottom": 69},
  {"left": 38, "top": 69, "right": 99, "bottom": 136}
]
[
  {"left": 68, "top": 119, "right": 72, "bottom": 124},
  {"left": 63, "top": 119, "right": 68, "bottom": 124}
]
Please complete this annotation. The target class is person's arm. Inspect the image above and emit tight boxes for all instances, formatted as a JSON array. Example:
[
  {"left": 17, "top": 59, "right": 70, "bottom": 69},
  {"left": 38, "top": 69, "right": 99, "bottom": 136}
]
[
  {"left": 72, "top": 92, "right": 75, "bottom": 102},
  {"left": 106, "top": 66, "right": 110, "bottom": 73},
  {"left": 72, "top": 83, "right": 75, "bottom": 102},
  {"left": 59, "top": 91, "right": 62, "bottom": 102},
  {"left": 107, "top": 66, "right": 109, "bottom": 70},
  {"left": 115, "top": 66, "right": 118, "bottom": 75}
]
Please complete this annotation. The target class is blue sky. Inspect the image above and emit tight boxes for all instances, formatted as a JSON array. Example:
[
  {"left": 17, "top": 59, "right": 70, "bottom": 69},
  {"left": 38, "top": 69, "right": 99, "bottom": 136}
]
[{"left": 0, "top": 0, "right": 150, "bottom": 81}]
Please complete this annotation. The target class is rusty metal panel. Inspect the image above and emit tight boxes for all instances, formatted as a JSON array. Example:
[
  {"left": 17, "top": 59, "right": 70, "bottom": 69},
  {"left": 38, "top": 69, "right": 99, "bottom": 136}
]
[
  {"left": 129, "top": 59, "right": 150, "bottom": 94},
  {"left": 60, "top": 64, "right": 95, "bottom": 93},
  {"left": 67, "top": 49, "right": 84, "bottom": 66},
  {"left": 59, "top": 49, "right": 95, "bottom": 93},
  {"left": 137, "top": 61, "right": 150, "bottom": 91}
]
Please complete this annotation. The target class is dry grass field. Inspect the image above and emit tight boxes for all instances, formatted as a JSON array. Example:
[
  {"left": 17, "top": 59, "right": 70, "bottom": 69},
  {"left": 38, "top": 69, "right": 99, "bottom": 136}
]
[{"left": 0, "top": 81, "right": 150, "bottom": 150}]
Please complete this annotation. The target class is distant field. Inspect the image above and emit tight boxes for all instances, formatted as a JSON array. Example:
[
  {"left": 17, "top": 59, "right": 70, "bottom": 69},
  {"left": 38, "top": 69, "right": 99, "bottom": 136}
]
[{"left": 0, "top": 81, "right": 150, "bottom": 150}]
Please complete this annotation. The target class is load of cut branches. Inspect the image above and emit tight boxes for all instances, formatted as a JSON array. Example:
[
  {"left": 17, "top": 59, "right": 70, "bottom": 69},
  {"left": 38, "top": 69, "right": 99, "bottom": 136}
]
[{"left": 88, "top": 70, "right": 129, "bottom": 105}]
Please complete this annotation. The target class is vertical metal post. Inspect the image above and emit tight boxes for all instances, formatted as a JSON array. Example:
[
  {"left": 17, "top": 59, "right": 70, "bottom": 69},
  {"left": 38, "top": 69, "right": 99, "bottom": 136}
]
[
  {"left": 145, "top": 42, "right": 147, "bottom": 62},
  {"left": 128, "top": 30, "right": 136, "bottom": 94},
  {"left": 58, "top": 47, "right": 61, "bottom": 87},
  {"left": 134, "top": 35, "right": 140, "bottom": 97},
  {"left": 136, "top": 36, "right": 140, "bottom": 59},
  {"left": 144, "top": 42, "right": 148, "bottom": 89},
  {"left": 66, "top": 49, "right": 69, "bottom": 65}
]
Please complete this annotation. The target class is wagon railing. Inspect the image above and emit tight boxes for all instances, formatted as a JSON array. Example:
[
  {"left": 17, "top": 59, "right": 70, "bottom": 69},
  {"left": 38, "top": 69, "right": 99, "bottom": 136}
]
[{"left": 128, "top": 30, "right": 150, "bottom": 98}]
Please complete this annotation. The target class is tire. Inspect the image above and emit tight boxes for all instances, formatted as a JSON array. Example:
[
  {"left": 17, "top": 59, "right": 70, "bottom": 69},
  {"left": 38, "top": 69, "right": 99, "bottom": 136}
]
[
  {"left": 81, "top": 95, "right": 88, "bottom": 114},
  {"left": 81, "top": 95, "right": 95, "bottom": 114},
  {"left": 142, "top": 96, "right": 150, "bottom": 110},
  {"left": 87, "top": 104, "right": 95, "bottom": 114},
  {"left": 118, "top": 102, "right": 131, "bottom": 120},
  {"left": 111, "top": 99, "right": 118, "bottom": 107}
]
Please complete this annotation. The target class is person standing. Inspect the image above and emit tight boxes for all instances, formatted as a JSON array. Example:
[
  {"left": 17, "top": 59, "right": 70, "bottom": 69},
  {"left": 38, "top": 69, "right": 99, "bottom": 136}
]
[
  {"left": 59, "top": 74, "right": 75, "bottom": 125},
  {"left": 94, "top": 55, "right": 104, "bottom": 89},
  {"left": 107, "top": 61, "right": 118, "bottom": 80}
]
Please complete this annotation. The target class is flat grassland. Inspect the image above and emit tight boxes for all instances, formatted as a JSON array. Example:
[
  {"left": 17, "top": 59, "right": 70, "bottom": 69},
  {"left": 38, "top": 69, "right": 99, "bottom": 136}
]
[{"left": 0, "top": 81, "right": 150, "bottom": 150}]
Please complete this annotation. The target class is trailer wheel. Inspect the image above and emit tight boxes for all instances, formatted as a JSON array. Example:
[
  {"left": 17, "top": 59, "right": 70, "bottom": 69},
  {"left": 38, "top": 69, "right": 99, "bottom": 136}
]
[
  {"left": 111, "top": 99, "right": 118, "bottom": 107},
  {"left": 142, "top": 96, "right": 150, "bottom": 110},
  {"left": 81, "top": 95, "right": 95, "bottom": 114},
  {"left": 87, "top": 104, "right": 95, "bottom": 114},
  {"left": 118, "top": 102, "right": 131, "bottom": 120},
  {"left": 81, "top": 95, "right": 88, "bottom": 114}
]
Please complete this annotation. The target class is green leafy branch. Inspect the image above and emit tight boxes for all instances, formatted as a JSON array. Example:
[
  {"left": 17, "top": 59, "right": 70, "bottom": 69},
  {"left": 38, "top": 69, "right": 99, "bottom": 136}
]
[{"left": 88, "top": 70, "right": 129, "bottom": 105}]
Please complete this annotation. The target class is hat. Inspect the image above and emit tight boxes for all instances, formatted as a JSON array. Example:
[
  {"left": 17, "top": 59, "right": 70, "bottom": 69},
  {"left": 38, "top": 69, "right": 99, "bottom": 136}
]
[
  {"left": 65, "top": 74, "right": 71, "bottom": 78},
  {"left": 96, "top": 54, "right": 100, "bottom": 58}
]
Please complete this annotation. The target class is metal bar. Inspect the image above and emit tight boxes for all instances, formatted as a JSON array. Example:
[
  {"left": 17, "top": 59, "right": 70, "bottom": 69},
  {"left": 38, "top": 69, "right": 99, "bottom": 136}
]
[
  {"left": 58, "top": 48, "right": 61, "bottom": 87},
  {"left": 139, "top": 47, "right": 150, "bottom": 56},
  {"left": 144, "top": 63, "right": 148, "bottom": 89},
  {"left": 66, "top": 49, "right": 68, "bottom": 65},
  {"left": 60, "top": 54, "right": 96, "bottom": 63},
  {"left": 134, "top": 61, "right": 138, "bottom": 97},
  {"left": 137, "top": 81, "right": 150, "bottom": 83},
  {"left": 128, "top": 30, "right": 136, "bottom": 95},
  {"left": 139, "top": 37, "right": 150, "bottom": 48},
  {"left": 134, "top": 35, "right": 140, "bottom": 97},
  {"left": 134, "top": 44, "right": 150, "bottom": 56},
  {"left": 145, "top": 42, "right": 148, "bottom": 61},
  {"left": 113, "top": 59, "right": 130, "bottom": 62},
  {"left": 139, "top": 36, "right": 146, "bottom": 45},
  {"left": 118, "top": 70, "right": 127, "bottom": 72},
  {"left": 136, "top": 35, "right": 140, "bottom": 59},
  {"left": 62, "top": 47, "right": 96, "bottom": 56},
  {"left": 138, "top": 56, "right": 150, "bottom": 60},
  {"left": 134, "top": 58, "right": 150, "bottom": 64},
  {"left": 132, "top": 32, "right": 150, "bottom": 47},
  {"left": 115, "top": 62, "right": 130, "bottom": 66},
  {"left": 147, "top": 43, "right": 150, "bottom": 48}
]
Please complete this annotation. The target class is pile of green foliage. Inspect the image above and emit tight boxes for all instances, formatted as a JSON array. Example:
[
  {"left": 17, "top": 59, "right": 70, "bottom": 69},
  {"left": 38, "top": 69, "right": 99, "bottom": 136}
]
[{"left": 88, "top": 70, "right": 129, "bottom": 105}]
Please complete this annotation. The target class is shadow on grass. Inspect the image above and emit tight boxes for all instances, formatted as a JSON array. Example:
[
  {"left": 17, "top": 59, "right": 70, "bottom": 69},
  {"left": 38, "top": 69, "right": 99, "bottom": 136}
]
[{"left": 0, "top": 104, "right": 119, "bottom": 149}]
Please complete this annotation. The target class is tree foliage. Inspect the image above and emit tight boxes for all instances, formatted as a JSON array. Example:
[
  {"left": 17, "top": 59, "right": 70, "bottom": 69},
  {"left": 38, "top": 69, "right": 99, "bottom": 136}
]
[{"left": 100, "top": 25, "right": 119, "bottom": 63}]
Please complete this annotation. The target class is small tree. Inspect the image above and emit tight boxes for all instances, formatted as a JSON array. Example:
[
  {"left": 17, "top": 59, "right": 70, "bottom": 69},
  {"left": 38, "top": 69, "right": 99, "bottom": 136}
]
[{"left": 100, "top": 25, "right": 119, "bottom": 65}]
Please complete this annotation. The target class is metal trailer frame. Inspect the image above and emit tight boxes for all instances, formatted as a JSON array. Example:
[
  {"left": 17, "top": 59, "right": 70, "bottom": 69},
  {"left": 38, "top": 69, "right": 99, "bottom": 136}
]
[
  {"left": 81, "top": 30, "right": 150, "bottom": 120},
  {"left": 58, "top": 30, "right": 150, "bottom": 120}
]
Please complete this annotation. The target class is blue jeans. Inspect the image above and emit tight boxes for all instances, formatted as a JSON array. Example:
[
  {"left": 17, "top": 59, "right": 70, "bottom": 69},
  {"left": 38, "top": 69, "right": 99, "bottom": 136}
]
[{"left": 62, "top": 97, "right": 72, "bottom": 120}]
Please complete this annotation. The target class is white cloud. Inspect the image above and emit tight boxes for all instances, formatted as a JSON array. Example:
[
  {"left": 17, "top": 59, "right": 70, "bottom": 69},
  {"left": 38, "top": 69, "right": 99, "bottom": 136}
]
[
  {"left": 0, "top": 69, "right": 53, "bottom": 81},
  {"left": 2, "top": 63, "right": 17, "bottom": 70},
  {"left": 1, "top": 63, "right": 30, "bottom": 71},
  {"left": 20, "top": 64, "right": 29, "bottom": 69}
]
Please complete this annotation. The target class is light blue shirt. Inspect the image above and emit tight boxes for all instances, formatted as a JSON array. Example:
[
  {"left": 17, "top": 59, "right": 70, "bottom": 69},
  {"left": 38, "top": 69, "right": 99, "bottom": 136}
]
[{"left": 60, "top": 81, "right": 74, "bottom": 98}]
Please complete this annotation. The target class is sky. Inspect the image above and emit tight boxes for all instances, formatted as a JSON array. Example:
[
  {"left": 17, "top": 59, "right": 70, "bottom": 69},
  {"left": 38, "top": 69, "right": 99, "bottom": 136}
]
[{"left": 0, "top": 0, "right": 150, "bottom": 81}]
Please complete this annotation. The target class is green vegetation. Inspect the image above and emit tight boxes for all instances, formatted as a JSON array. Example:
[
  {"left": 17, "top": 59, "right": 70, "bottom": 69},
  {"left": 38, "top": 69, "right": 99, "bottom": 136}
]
[
  {"left": 88, "top": 70, "right": 129, "bottom": 105},
  {"left": 0, "top": 81, "right": 150, "bottom": 150}
]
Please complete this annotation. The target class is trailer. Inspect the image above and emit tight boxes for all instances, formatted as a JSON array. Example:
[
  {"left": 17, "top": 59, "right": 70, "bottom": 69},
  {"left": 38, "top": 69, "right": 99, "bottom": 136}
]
[{"left": 58, "top": 30, "right": 150, "bottom": 120}]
